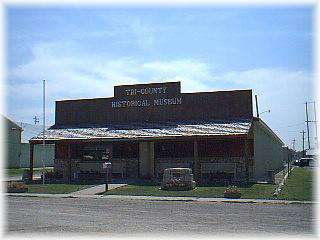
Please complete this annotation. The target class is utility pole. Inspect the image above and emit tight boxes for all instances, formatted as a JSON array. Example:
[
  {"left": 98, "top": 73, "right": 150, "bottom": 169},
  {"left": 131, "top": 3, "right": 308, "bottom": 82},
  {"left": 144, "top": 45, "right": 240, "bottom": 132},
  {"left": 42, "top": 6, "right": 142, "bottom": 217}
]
[
  {"left": 42, "top": 80, "right": 46, "bottom": 185},
  {"left": 287, "top": 148, "right": 290, "bottom": 176},
  {"left": 301, "top": 130, "right": 306, "bottom": 157},
  {"left": 255, "top": 95, "right": 259, "bottom": 118},
  {"left": 292, "top": 139, "right": 296, "bottom": 151},
  {"left": 313, "top": 101, "right": 318, "bottom": 148},
  {"left": 305, "top": 102, "right": 310, "bottom": 149}
]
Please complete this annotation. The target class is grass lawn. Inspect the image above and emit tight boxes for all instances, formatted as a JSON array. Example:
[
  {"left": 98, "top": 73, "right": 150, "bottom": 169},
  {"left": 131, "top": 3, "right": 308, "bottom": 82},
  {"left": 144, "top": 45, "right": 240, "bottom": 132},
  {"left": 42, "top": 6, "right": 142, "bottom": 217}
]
[
  {"left": 26, "top": 183, "right": 93, "bottom": 194},
  {"left": 5, "top": 167, "right": 53, "bottom": 176},
  {"left": 104, "top": 183, "right": 277, "bottom": 199},
  {"left": 278, "top": 167, "right": 313, "bottom": 201}
]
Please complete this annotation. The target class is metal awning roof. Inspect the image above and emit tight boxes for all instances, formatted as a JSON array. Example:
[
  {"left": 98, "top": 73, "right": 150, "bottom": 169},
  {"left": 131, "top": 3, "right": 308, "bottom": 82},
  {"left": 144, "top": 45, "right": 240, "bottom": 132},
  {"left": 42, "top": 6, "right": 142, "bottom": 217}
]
[{"left": 30, "top": 119, "right": 252, "bottom": 142}]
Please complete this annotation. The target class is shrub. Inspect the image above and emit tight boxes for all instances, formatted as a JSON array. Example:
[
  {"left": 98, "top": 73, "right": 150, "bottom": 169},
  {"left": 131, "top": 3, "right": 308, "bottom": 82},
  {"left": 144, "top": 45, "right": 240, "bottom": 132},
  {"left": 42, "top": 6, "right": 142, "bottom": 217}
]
[
  {"left": 83, "top": 155, "right": 94, "bottom": 160},
  {"left": 224, "top": 186, "right": 241, "bottom": 199},
  {"left": 7, "top": 181, "right": 28, "bottom": 193},
  {"left": 42, "top": 170, "right": 63, "bottom": 180}
]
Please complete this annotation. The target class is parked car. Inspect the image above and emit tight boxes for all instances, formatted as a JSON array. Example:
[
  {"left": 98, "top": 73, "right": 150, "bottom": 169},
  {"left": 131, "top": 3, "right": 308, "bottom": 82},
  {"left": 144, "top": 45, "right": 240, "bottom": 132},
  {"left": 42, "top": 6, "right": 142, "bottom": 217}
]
[
  {"left": 309, "top": 157, "right": 318, "bottom": 167},
  {"left": 293, "top": 157, "right": 313, "bottom": 167}
]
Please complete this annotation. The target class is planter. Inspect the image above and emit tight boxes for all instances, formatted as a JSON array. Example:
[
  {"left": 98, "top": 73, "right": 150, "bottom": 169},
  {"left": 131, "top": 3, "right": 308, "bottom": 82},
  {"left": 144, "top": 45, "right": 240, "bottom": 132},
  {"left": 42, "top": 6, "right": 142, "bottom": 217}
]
[
  {"left": 7, "top": 181, "right": 28, "bottom": 193},
  {"left": 161, "top": 179, "right": 196, "bottom": 191},
  {"left": 224, "top": 186, "right": 242, "bottom": 199},
  {"left": 161, "top": 185, "right": 194, "bottom": 191},
  {"left": 7, "top": 188, "right": 28, "bottom": 193}
]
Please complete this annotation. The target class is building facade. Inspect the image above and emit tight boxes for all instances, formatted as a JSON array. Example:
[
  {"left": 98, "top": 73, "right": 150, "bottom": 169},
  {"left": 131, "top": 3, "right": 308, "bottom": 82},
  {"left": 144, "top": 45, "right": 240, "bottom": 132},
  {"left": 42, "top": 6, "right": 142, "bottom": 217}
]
[
  {"left": 30, "top": 82, "right": 285, "bottom": 182},
  {"left": 2, "top": 116, "right": 22, "bottom": 169},
  {"left": 2, "top": 117, "right": 55, "bottom": 169},
  {"left": 20, "top": 122, "right": 54, "bottom": 168}
]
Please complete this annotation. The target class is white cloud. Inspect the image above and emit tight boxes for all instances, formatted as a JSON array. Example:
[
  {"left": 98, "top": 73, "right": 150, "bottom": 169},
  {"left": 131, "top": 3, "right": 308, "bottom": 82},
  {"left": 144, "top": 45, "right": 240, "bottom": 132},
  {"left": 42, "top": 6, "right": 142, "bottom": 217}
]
[
  {"left": 129, "top": 19, "right": 155, "bottom": 49},
  {"left": 7, "top": 41, "right": 313, "bottom": 147},
  {"left": 217, "top": 68, "right": 313, "bottom": 147}
]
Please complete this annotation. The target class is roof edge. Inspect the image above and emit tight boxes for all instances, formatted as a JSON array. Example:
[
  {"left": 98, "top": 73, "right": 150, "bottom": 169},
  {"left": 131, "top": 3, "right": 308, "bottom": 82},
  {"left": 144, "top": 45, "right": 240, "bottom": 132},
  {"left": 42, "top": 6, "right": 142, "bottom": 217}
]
[
  {"left": 29, "top": 133, "right": 249, "bottom": 144},
  {"left": 253, "top": 117, "right": 285, "bottom": 146},
  {"left": 2, "top": 115, "right": 23, "bottom": 130}
]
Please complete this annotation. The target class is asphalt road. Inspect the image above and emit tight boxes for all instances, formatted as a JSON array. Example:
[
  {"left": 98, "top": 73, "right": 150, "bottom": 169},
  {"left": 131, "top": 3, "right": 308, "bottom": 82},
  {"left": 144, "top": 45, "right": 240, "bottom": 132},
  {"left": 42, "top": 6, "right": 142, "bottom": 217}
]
[{"left": 6, "top": 196, "right": 315, "bottom": 236}]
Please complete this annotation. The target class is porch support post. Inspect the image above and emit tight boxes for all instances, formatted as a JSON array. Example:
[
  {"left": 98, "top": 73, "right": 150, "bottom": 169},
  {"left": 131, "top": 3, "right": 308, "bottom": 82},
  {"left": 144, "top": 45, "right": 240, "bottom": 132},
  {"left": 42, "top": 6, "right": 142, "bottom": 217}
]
[
  {"left": 29, "top": 142, "right": 34, "bottom": 181},
  {"left": 194, "top": 140, "right": 200, "bottom": 181},
  {"left": 68, "top": 143, "right": 71, "bottom": 183},
  {"left": 149, "top": 142, "right": 155, "bottom": 178}
]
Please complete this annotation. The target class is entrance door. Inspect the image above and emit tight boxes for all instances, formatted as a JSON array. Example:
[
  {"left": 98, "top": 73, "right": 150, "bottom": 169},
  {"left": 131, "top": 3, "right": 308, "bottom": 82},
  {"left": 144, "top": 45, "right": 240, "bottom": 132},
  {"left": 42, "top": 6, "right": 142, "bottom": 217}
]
[
  {"left": 112, "top": 142, "right": 139, "bottom": 179},
  {"left": 139, "top": 142, "right": 154, "bottom": 179}
]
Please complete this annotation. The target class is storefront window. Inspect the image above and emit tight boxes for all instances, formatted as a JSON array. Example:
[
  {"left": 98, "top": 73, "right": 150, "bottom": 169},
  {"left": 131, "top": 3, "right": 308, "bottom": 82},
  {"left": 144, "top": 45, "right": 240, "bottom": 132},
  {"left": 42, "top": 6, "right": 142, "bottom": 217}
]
[
  {"left": 155, "top": 141, "right": 193, "bottom": 158},
  {"left": 81, "top": 143, "right": 109, "bottom": 161},
  {"left": 198, "top": 139, "right": 245, "bottom": 157},
  {"left": 113, "top": 142, "right": 138, "bottom": 158}
]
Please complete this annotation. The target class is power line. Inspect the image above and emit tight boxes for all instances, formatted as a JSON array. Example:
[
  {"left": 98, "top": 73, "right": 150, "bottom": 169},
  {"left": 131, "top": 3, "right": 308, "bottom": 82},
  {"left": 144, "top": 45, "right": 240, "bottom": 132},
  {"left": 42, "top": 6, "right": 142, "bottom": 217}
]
[{"left": 274, "top": 123, "right": 305, "bottom": 130}]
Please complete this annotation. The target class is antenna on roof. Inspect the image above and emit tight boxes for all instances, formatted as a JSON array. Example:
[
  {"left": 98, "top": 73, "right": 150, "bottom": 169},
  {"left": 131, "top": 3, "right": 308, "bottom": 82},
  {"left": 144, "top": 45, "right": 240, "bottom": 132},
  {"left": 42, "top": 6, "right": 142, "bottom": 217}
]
[{"left": 33, "top": 116, "right": 39, "bottom": 125}]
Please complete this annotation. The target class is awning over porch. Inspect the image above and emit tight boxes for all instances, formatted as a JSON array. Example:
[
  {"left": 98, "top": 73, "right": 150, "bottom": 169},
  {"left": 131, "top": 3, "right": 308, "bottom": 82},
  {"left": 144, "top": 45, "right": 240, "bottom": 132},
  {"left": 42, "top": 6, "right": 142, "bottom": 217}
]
[{"left": 30, "top": 119, "right": 252, "bottom": 142}]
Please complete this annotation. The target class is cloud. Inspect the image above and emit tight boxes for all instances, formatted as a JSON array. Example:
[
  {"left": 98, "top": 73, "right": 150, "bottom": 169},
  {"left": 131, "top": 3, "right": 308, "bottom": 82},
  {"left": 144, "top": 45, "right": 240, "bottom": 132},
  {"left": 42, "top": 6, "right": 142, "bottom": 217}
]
[
  {"left": 218, "top": 68, "right": 313, "bottom": 147},
  {"left": 129, "top": 19, "right": 155, "bottom": 49},
  {"left": 7, "top": 41, "right": 313, "bottom": 147},
  {"left": 9, "top": 42, "right": 214, "bottom": 99}
]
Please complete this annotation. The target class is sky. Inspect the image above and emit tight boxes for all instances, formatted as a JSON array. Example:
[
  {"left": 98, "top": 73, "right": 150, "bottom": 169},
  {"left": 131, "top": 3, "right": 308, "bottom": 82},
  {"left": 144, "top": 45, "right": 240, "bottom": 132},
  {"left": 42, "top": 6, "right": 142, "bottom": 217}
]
[{"left": 4, "top": 5, "right": 315, "bottom": 150}]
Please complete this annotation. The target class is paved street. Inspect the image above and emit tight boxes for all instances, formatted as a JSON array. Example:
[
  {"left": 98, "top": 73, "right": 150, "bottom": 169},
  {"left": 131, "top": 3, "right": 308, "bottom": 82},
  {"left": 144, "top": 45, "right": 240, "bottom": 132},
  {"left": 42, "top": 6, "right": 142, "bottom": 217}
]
[{"left": 6, "top": 196, "right": 314, "bottom": 235}]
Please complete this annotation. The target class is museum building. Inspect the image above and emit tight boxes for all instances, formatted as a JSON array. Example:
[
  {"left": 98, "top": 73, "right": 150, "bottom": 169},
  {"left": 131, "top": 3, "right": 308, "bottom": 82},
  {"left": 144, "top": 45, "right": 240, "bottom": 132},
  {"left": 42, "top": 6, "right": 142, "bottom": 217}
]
[{"left": 29, "top": 81, "right": 285, "bottom": 183}]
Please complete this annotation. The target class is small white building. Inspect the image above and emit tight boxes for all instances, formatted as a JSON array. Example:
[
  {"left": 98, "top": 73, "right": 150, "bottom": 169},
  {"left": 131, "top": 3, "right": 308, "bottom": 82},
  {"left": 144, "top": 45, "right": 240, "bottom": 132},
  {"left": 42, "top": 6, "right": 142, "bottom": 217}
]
[
  {"left": 2, "top": 115, "right": 54, "bottom": 169},
  {"left": 2, "top": 116, "right": 22, "bottom": 169},
  {"left": 19, "top": 122, "right": 54, "bottom": 168}
]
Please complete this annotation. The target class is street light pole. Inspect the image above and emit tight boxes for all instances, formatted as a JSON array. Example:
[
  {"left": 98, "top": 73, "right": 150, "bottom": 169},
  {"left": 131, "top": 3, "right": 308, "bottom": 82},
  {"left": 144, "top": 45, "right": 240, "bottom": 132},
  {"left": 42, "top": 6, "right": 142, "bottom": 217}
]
[{"left": 42, "top": 79, "right": 46, "bottom": 184}]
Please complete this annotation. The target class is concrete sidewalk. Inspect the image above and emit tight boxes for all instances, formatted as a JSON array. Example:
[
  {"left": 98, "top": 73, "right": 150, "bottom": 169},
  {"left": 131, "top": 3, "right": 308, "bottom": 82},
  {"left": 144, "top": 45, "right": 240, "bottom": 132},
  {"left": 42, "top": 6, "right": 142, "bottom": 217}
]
[
  {"left": 4, "top": 173, "right": 42, "bottom": 182},
  {"left": 4, "top": 192, "right": 315, "bottom": 204},
  {"left": 70, "top": 183, "right": 127, "bottom": 196}
]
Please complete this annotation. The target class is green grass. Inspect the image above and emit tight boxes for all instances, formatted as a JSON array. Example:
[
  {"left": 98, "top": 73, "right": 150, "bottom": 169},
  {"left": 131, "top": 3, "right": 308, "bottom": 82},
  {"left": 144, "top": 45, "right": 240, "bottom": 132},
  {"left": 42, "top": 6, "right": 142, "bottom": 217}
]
[
  {"left": 5, "top": 167, "right": 53, "bottom": 176},
  {"left": 26, "top": 183, "right": 93, "bottom": 194},
  {"left": 278, "top": 167, "right": 313, "bottom": 201},
  {"left": 103, "top": 183, "right": 277, "bottom": 199}
]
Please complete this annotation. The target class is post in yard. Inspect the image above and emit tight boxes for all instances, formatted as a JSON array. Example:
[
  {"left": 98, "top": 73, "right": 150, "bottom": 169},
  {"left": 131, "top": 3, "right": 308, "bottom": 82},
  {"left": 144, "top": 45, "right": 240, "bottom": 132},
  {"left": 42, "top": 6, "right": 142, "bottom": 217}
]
[
  {"left": 42, "top": 79, "right": 46, "bottom": 184},
  {"left": 106, "top": 168, "right": 109, "bottom": 192},
  {"left": 103, "top": 161, "right": 112, "bottom": 192}
]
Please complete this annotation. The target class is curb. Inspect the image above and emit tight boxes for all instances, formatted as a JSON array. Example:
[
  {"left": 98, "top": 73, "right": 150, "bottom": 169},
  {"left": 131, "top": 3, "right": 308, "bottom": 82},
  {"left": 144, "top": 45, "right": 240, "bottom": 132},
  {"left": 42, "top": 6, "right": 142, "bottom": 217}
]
[{"left": 4, "top": 193, "right": 315, "bottom": 205}]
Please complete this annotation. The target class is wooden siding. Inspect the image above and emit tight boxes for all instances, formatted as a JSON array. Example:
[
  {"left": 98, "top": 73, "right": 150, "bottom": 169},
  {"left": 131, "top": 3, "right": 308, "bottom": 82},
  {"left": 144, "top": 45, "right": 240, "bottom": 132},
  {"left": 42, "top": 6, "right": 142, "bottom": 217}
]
[{"left": 55, "top": 82, "right": 253, "bottom": 126}]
